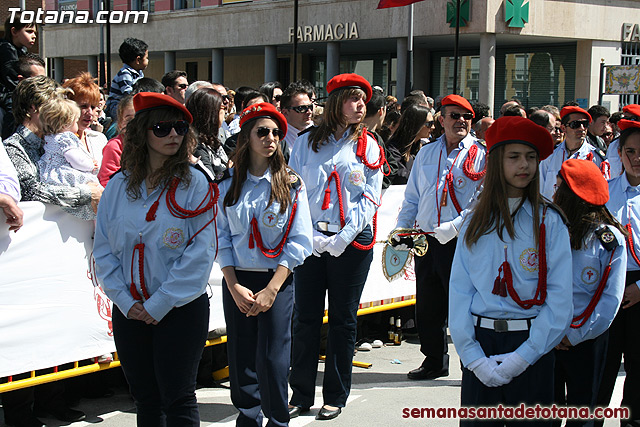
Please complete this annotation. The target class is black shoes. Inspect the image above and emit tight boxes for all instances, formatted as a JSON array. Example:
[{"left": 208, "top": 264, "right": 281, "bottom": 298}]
[
  {"left": 407, "top": 365, "right": 449, "bottom": 380},
  {"left": 288, "top": 405, "right": 310, "bottom": 419},
  {"left": 4, "top": 414, "right": 47, "bottom": 427},
  {"left": 316, "top": 405, "right": 342, "bottom": 420},
  {"left": 34, "top": 406, "right": 86, "bottom": 423}
]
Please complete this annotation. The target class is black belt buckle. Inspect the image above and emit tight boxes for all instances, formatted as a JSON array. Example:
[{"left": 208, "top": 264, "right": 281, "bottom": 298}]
[{"left": 494, "top": 319, "right": 509, "bottom": 332}]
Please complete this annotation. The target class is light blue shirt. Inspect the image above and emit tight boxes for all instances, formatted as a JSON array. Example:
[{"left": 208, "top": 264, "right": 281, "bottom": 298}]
[
  {"left": 93, "top": 167, "right": 217, "bottom": 322},
  {"left": 540, "top": 140, "right": 609, "bottom": 199},
  {"left": 607, "top": 173, "right": 640, "bottom": 272},
  {"left": 0, "top": 141, "right": 20, "bottom": 203},
  {"left": 449, "top": 200, "right": 572, "bottom": 367},
  {"left": 566, "top": 226, "right": 626, "bottom": 346},
  {"left": 607, "top": 138, "right": 623, "bottom": 180},
  {"left": 216, "top": 169, "right": 312, "bottom": 270},
  {"left": 395, "top": 133, "right": 486, "bottom": 232},
  {"left": 289, "top": 128, "right": 382, "bottom": 244}
]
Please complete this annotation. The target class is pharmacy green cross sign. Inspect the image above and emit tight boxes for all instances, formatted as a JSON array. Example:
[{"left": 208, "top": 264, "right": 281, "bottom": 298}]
[
  {"left": 446, "top": 0, "right": 470, "bottom": 28},
  {"left": 505, "top": 0, "right": 529, "bottom": 28}
]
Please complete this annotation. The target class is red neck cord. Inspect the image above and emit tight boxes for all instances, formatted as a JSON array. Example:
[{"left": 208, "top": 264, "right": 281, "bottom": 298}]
[
  {"left": 319, "top": 129, "right": 388, "bottom": 251},
  {"left": 626, "top": 223, "right": 640, "bottom": 266},
  {"left": 571, "top": 250, "right": 616, "bottom": 329},
  {"left": 491, "top": 206, "right": 548, "bottom": 309},
  {"left": 248, "top": 187, "right": 302, "bottom": 258},
  {"left": 437, "top": 143, "right": 486, "bottom": 223},
  {"left": 130, "top": 177, "right": 219, "bottom": 301}
]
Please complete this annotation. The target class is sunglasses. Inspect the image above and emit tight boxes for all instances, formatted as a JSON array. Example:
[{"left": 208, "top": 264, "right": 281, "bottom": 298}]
[
  {"left": 602, "top": 132, "right": 613, "bottom": 137},
  {"left": 148, "top": 120, "right": 190, "bottom": 138},
  {"left": 286, "top": 104, "right": 314, "bottom": 114},
  {"left": 273, "top": 95, "right": 281, "bottom": 102},
  {"left": 256, "top": 126, "right": 285, "bottom": 139},
  {"left": 567, "top": 120, "right": 589, "bottom": 129},
  {"left": 447, "top": 112, "right": 473, "bottom": 121},
  {"left": 221, "top": 95, "right": 230, "bottom": 104},
  {"left": 424, "top": 120, "right": 435, "bottom": 128},
  {"left": 176, "top": 83, "right": 188, "bottom": 90}
]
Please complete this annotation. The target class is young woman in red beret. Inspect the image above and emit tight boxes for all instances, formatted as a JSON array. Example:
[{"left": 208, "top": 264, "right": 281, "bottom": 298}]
[
  {"left": 93, "top": 92, "right": 218, "bottom": 426},
  {"left": 597, "top": 119, "right": 640, "bottom": 426},
  {"left": 449, "top": 116, "right": 572, "bottom": 425},
  {"left": 288, "top": 74, "right": 384, "bottom": 421},
  {"left": 552, "top": 159, "right": 626, "bottom": 426},
  {"left": 216, "top": 103, "right": 312, "bottom": 427}
]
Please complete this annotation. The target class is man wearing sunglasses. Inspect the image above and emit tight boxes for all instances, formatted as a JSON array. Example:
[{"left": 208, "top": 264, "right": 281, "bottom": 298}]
[
  {"left": 281, "top": 81, "right": 315, "bottom": 157},
  {"left": 540, "top": 105, "right": 610, "bottom": 199},
  {"left": 395, "top": 94, "right": 487, "bottom": 381},
  {"left": 162, "top": 70, "right": 188, "bottom": 105},
  {"left": 606, "top": 104, "right": 640, "bottom": 179}
]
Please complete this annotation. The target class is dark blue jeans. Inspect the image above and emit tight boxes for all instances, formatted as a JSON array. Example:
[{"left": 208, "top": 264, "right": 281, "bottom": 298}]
[
  {"left": 460, "top": 327, "right": 555, "bottom": 427},
  {"left": 223, "top": 271, "right": 294, "bottom": 427},
  {"left": 113, "top": 293, "right": 209, "bottom": 427},
  {"left": 289, "top": 229, "right": 373, "bottom": 409}
]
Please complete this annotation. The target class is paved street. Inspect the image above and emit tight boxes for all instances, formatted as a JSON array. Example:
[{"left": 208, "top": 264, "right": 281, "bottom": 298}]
[{"left": 0, "top": 338, "right": 627, "bottom": 426}]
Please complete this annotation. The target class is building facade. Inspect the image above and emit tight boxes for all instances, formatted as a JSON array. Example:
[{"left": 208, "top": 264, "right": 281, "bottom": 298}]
[{"left": 39, "top": 0, "right": 640, "bottom": 113}]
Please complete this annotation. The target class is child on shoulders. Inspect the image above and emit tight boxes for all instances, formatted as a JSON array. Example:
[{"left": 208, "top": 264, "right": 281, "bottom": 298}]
[{"left": 104, "top": 37, "right": 148, "bottom": 118}]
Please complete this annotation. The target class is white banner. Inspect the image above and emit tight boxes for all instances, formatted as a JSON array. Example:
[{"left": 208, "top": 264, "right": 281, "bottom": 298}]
[{"left": 0, "top": 185, "right": 416, "bottom": 377}]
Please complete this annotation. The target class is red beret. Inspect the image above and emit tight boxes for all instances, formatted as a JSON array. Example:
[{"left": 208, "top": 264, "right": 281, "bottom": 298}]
[
  {"left": 560, "top": 159, "right": 609, "bottom": 206},
  {"left": 326, "top": 73, "right": 372, "bottom": 103},
  {"left": 623, "top": 104, "right": 640, "bottom": 119},
  {"left": 239, "top": 102, "right": 288, "bottom": 138},
  {"left": 133, "top": 92, "right": 193, "bottom": 123},
  {"left": 485, "top": 116, "right": 554, "bottom": 160},
  {"left": 618, "top": 119, "right": 640, "bottom": 131},
  {"left": 560, "top": 106, "right": 592, "bottom": 122},
  {"left": 441, "top": 94, "right": 474, "bottom": 117}
]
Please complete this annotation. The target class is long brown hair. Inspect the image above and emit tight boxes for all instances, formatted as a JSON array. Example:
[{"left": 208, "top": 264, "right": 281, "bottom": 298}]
[
  {"left": 553, "top": 179, "right": 627, "bottom": 250},
  {"left": 185, "top": 87, "right": 223, "bottom": 150},
  {"left": 223, "top": 118, "right": 292, "bottom": 214},
  {"left": 120, "top": 107, "right": 194, "bottom": 200},
  {"left": 465, "top": 145, "right": 543, "bottom": 247},
  {"left": 309, "top": 88, "right": 366, "bottom": 152}
]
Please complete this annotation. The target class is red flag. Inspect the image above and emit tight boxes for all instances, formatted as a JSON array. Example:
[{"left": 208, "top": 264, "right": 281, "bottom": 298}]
[{"left": 377, "top": 0, "right": 425, "bottom": 9}]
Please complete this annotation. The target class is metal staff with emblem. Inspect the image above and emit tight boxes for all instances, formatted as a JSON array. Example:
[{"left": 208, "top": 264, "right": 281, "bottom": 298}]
[{"left": 382, "top": 228, "right": 429, "bottom": 281}]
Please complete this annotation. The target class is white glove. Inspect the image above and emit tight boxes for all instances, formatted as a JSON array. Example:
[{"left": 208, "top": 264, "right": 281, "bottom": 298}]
[
  {"left": 312, "top": 230, "right": 330, "bottom": 257},
  {"left": 467, "top": 357, "right": 510, "bottom": 388},
  {"left": 433, "top": 221, "right": 459, "bottom": 244},
  {"left": 491, "top": 352, "right": 530, "bottom": 382},
  {"left": 325, "top": 234, "right": 350, "bottom": 257}
]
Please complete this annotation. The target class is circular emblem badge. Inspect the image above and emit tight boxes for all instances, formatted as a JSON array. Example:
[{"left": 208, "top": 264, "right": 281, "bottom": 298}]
[
  {"left": 601, "top": 231, "right": 615, "bottom": 244},
  {"left": 519, "top": 248, "right": 539, "bottom": 272},
  {"left": 349, "top": 169, "right": 365, "bottom": 186},
  {"left": 390, "top": 254, "right": 401, "bottom": 266},
  {"left": 262, "top": 211, "right": 278, "bottom": 227},
  {"left": 163, "top": 228, "right": 185, "bottom": 249},
  {"left": 289, "top": 173, "right": 299, "bottom": 184},
  {"left": 454, "top": 176, "right": 466, "bottom": 189},
  {"left": 581, "top": 266, "right": 599, "bottom": 285}
]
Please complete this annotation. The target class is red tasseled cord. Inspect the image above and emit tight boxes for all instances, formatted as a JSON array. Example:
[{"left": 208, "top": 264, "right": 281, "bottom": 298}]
[
  {"left": 322, "top": 186, "right": 331, "bottom": 210},
  {"left": 248, "top": 228, "right": 255, "bottom": 249},
  {"left": 145, "top": 200, "right": 160, "bottom": 221}
]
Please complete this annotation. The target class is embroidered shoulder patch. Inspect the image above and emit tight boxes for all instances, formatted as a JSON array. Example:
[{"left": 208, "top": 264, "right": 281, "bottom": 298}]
[
  {"left": 349, "top": 169, "right": 365, "bottom": 186},
  {"left": 519, "top": 248, "right": 539, "bottom": 272},
  {"left": 581, "top": 266, "right": 599, "bottom": 285},
  {"left": 262, "top": 211, "right": 278, "bottom": 227},
  {"left": 163, "top": 228, "right": 185, "bottom": 249}
]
